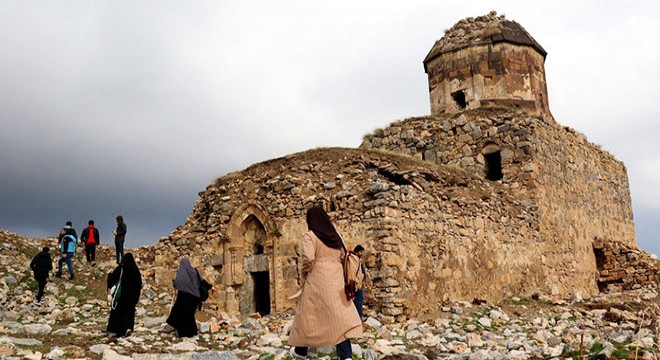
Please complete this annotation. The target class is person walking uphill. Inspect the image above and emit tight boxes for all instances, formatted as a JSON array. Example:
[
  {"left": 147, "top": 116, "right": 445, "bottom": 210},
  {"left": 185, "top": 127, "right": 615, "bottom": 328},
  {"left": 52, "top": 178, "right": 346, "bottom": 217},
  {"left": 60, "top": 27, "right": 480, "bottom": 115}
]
[
  {"left": 30, "top": 247, "right": 53, "bottom": 303},
  {"left": 56, "top": 222, "right": 77, "bottom": 280},
  {"left": 165, "top": 257, "right": 212, "bottom": 338},
  {"left": 113, "top": 215, "right": 127, "bottom": 265},
  {"left": 57, "top": 221, "right": 78, "bottom": 247},
  {"left": 80, "top": 220, "right": 100, "bottom": 263},
  {"left": 289, "top": 206, "right": 362, "bottom": 360},
  {"left": 107, "top": 253, "right": 142, "bottom": 338}
]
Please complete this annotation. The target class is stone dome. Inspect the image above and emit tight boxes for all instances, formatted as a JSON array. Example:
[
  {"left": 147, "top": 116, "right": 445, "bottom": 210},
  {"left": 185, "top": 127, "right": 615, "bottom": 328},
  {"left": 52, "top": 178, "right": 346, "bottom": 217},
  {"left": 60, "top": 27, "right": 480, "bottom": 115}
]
[{"left": 424, "top": 11, "right": 546, "bottom": 67}]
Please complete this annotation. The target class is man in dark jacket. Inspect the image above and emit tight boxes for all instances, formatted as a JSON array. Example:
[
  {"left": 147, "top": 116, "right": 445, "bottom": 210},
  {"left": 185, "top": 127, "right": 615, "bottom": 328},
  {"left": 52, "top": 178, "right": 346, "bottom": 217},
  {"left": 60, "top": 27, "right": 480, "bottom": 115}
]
[
  {"left": 80, "top": 219, "right": 100, "bottom": 263},
  {"left": 30, "top": 247, "right": 53, "bottom": 303},
  {"left": 113, "top": 215, "right": 127, "bottom": 265},
  {"left": 57, "top": 221, "right": 78, "bottom": 247}
]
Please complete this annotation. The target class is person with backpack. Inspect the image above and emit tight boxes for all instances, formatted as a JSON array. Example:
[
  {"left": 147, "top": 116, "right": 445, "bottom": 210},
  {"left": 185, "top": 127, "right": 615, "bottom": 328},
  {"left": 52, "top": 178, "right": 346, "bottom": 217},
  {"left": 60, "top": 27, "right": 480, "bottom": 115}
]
[
  {"left": 113, "top": 215, "right": 127, "bottom": 265},
  {"left": 55, "top": 221, "right": 77, "bottom": 280},
  {"left": 352, "top": 245, "right": 367, "bottom": 321},
  {"left": 106, "top": 253, "right": 142, "bottom": 337},
  {"left": 57, "top": 221, "right": 78, "bottom": 247},
  {"left": 288, "top": 206, "right": 362, "bottom": 360},
  {"left": 30, "top": 247, "right": 53, "bottom": 303},
  {"left": 80, "top": 220, "right": 100, "bottom": 264},
  {"left": 164, "top": 257, "right": 212, "bottom": 338}
]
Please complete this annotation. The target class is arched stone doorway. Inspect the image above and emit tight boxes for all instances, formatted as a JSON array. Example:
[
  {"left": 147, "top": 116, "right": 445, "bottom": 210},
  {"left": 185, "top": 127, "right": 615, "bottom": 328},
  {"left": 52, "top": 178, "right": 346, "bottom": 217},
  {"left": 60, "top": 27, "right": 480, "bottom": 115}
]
[{"left": 224, "top": 203, "right": 280, "bottom": 318}]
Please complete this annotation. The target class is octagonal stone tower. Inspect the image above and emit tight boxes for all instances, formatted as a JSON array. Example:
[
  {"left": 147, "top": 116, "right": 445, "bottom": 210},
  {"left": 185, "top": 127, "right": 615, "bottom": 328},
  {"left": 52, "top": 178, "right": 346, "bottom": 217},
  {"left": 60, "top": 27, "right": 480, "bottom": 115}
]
[{"left": 424, "top": 11, "right": 550, "bottom": 116}]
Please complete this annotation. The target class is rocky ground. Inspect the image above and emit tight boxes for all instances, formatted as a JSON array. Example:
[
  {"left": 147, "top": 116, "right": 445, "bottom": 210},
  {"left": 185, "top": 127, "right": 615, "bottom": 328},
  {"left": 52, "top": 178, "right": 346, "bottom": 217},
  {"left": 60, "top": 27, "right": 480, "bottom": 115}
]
[{"left": 0, "top": 229, "right": 659, "bottom": 360}]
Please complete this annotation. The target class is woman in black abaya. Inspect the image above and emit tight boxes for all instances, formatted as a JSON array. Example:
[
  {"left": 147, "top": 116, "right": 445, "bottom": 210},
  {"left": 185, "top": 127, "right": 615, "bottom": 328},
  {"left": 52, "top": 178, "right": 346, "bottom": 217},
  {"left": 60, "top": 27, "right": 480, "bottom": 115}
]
[
  {"left": 106, "top": 252, "right": 142, "bottom": 337},
  {"left": 166, "top": 257, "right": 203, "bottom": 337}
]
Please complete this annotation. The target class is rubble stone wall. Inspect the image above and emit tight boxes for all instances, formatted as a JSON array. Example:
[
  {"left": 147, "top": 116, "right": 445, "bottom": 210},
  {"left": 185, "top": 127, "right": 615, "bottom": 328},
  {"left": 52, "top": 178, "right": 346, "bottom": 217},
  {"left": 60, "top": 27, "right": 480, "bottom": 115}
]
[
  {"left": 593, "top": 238, "right": 659, "bottom": 292},
  {"left": 154, "top": 148, "right": 547, "bottom": 322},
  {"left": 533, "top": 123, "right": 637, "bottom": 297},
  {"left": 360, "top": 108, "right": 636, "bottom": 298}
]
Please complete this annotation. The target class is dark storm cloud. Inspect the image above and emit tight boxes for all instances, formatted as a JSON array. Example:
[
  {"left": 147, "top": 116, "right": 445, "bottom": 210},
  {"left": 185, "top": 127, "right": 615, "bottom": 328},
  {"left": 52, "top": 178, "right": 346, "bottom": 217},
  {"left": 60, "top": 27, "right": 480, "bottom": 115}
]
[{"left": 0, "top": 1, "right": 659, "bottom": 256}]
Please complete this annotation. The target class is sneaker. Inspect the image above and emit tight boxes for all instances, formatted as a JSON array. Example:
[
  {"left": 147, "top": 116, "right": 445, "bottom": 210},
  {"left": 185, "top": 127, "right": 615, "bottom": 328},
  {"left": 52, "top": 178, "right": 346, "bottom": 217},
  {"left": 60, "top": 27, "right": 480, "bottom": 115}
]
[
  {"left": 125, "top": 329, "right": 133, "bottom": 337},
  {"left": 69, "top": 274, "right": 75, "bottom": 280},
  {"left": 289, "top": 347, "right": 306, "bottom": 360}
]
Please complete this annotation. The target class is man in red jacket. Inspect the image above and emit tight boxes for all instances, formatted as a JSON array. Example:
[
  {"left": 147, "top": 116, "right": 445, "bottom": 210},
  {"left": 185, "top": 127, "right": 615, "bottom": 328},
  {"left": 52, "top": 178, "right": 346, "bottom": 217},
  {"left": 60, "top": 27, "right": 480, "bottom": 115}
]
[{"left": 80, "top": 220, "right": 100, "bottom": 264}]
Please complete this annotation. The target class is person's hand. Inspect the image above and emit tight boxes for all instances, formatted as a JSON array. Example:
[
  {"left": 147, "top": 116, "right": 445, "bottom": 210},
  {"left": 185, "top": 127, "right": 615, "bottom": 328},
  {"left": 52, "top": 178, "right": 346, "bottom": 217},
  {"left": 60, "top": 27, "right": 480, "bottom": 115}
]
[{"left": 112, "top": 230, "right": 117, "bottom": 236}]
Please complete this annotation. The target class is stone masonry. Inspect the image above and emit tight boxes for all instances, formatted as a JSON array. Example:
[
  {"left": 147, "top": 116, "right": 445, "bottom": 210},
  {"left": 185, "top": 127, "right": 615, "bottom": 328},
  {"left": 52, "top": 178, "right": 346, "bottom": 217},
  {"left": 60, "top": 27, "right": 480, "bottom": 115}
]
[
  {"left": 154, "top": 148, "right": 548, "bottom": 323},
  {"left": 424, "top": 11, "right": 550, "bottom": 116},
  {"left": 360, "top": 107, "right": 636, "bottom": 297},
  {"left": 594, "top": 238, "right": 660, "bottom": 293},
  {"left": 153, "top": 12, "right": 655, "bottom": 322}
]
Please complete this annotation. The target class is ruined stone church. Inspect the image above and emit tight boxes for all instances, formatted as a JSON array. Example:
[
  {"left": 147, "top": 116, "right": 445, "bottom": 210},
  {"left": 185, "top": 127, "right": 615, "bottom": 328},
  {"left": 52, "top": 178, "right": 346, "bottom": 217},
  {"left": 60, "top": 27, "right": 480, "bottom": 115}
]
[{"left": 153, "top": 12, "right": 653, "bottom": 322}]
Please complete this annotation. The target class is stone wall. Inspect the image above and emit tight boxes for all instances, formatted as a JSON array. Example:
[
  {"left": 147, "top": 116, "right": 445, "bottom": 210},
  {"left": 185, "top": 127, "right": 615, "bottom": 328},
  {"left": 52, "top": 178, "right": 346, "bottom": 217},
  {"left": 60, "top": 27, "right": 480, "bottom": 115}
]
[
  {"left": 360, "top": 107, "right": 636, "bottom": 298},
  {"left": 533, "top": 121, "right": 636, "bottom": 297},
  {"left": 154, "top": 148, "right": 548, "bottom": 322},
  {"left": 425, "top": 43, "right": 549, "bottom": 116},
  {"left": 423, "top": 11, "right": 549, "bottom": 117},
  {"left": 593, "top": 238, "right": 659, "bottom": 292}
]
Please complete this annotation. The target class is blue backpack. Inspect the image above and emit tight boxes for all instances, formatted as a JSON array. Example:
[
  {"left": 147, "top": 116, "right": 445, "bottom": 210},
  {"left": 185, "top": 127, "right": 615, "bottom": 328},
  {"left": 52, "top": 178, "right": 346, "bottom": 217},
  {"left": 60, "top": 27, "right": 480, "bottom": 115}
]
[{"left": 61, "top": 234, "right": 77, "bottom": 253}]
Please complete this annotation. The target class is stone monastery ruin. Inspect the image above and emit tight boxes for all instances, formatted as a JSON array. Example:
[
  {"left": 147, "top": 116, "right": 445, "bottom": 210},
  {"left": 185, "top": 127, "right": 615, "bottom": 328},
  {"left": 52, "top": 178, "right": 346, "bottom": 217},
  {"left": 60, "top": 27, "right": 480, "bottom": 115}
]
[{"left": 153, "top": 12, "right": 658, "bottom": 322}]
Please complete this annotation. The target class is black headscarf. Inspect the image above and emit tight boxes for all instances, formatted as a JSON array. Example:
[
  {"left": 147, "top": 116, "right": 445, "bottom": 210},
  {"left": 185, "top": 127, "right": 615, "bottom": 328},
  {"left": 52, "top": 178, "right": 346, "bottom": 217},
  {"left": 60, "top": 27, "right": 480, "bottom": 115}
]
[{"left": 306, "top": 206, "right": 343, "bottom": 249}]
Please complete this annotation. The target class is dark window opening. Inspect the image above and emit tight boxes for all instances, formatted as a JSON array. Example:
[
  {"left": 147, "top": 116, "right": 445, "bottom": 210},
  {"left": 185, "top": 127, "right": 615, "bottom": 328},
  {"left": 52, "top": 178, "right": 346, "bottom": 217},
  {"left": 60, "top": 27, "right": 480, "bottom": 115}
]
[
  {"left": 594, "top": 247, "right": 608, "bottom": 292},
  {"left": 252, "top": 271, "right": 270, "bottom": 316},
  {"left": 255, "top": 244, "right": 264, "bottom": 255},
  {"left": 377, "top": 168, "right": 412, "bottom": 186},
  {"left": 451, "top": 90, "right": 467, "bottom": 109},
  {"left": 594, "top": 248, "right": 606, "bottom": 270},
  {"left": 484, "top": 151, "right": 503, "bottom": 181}
]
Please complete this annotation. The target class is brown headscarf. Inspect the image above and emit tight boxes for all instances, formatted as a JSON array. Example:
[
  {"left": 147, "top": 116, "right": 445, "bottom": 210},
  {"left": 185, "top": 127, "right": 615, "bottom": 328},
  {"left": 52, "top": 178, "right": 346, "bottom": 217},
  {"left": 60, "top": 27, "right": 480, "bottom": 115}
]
[{"left": 306, "top": 206, "right": 343, "bottom": 249}]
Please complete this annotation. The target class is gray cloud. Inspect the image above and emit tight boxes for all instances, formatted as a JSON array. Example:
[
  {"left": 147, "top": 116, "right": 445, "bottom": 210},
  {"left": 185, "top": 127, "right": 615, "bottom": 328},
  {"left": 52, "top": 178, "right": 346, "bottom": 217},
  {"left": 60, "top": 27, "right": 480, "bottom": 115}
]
[{"left": 1, "top": 1, "right": 658, "bottom": 257}]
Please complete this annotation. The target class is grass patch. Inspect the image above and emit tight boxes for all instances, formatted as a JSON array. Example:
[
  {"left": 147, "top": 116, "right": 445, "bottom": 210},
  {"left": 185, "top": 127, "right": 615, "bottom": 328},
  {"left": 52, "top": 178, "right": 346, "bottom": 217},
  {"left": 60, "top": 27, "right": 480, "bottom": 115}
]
[
  {"left": 590, "top": 342, "right": 604, "bottom": 353},
  {"left": 611, "top": 348, "right": 630, "bottom": 358},
  {"left": 15, "top": 343, "right": 50, "bottom": 353},
  {"left": 259, "top": 353, "right": 275, "bottom": 360},
  {"left": 64, "top": 283, "right": 100, "bottom": 300}
]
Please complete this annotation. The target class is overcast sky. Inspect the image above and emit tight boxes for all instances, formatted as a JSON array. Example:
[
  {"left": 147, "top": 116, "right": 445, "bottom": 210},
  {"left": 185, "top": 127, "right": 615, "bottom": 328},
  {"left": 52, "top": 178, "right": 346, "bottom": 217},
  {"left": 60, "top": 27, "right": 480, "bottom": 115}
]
[{"left": 1, "top": 1, "right": 658, "bottom": 256}]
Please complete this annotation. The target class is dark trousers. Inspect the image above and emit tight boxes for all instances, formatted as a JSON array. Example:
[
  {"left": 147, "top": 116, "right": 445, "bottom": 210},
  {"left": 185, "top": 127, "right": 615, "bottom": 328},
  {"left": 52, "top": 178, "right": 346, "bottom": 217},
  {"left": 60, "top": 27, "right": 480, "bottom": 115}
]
[
  {"left": 115, "top": 240, "right": 124, "bottom": 264},
  {"left": 353, "top": 288, "right": 364, "bottom": 319},
  {"left": 35, "top": 276, "right": 47, "bottom": 301},
  {"left": 295, "top": 339, "right": 352, "bottom": 360},
  {"left": 85, "top": 243, "right": 97, "bottom": 262},
  {"left": 57, "top": 252, "right": 74, "bottom": 277}
]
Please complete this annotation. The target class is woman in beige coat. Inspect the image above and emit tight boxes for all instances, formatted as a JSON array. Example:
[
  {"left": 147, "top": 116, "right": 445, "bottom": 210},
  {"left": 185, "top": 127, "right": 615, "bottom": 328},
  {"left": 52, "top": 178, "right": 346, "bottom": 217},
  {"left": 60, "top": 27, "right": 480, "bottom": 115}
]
[{"left": 289, "top": 206, "right": 362, "bottom": 360}]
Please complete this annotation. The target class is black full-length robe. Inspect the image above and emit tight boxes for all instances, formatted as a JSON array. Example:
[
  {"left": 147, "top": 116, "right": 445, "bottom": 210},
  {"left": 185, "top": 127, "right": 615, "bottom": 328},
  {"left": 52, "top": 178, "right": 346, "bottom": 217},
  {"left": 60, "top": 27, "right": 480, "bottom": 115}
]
[
  {"left": 166, "top": 258, "right": 202, "bottom": 337},
  {"left": 106, "top": 253, "right": 142, "bottom": 336},
  {"left": 166, "top": 290, "right": 201, "bottom": 337}
]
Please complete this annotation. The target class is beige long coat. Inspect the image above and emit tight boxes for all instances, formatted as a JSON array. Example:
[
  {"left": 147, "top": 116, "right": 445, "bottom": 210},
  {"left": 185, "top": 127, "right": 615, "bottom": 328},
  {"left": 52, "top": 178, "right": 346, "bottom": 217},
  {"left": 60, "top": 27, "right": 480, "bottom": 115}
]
[{"left": 288, "top": 231, "right": 363, "bottom": 347}]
